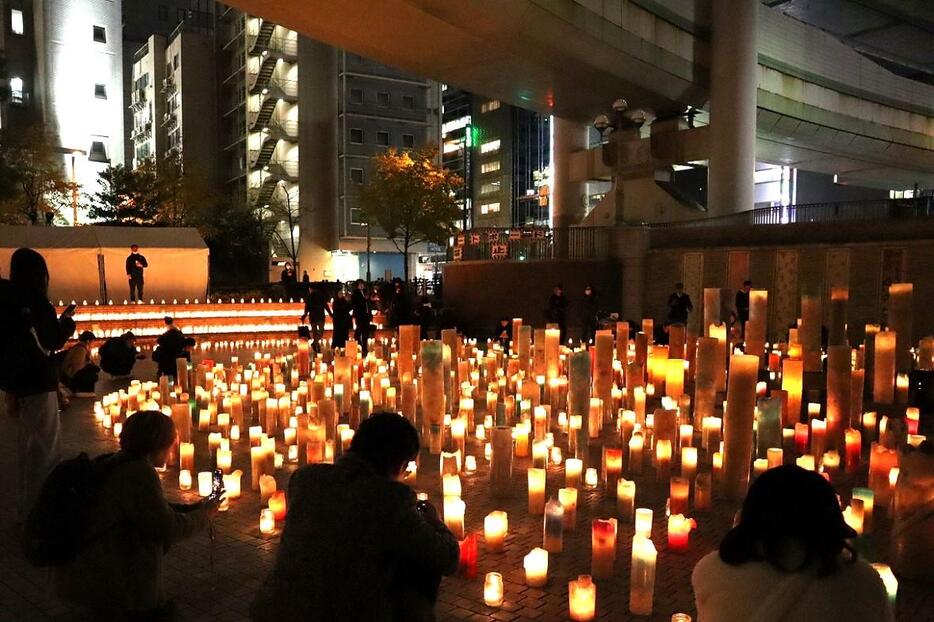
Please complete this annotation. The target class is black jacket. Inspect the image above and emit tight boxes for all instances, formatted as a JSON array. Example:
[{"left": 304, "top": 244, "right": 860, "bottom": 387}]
[
  {"left": 0, "top": 279, "right": 75, "bottom": 396},
  {"left": 125, "top": 253, "right": 148, "bottom": 279},
  {"left": 351, "top": 289, "right": 370, "bottom": 326},
  {"left": 154, "top": 327, "right": 186, "bottom": 376}
]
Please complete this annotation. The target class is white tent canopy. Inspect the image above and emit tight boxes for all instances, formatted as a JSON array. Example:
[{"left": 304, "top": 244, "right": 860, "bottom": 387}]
[{"left": 0, "top": 225, "right": 209, "bottom": 303}]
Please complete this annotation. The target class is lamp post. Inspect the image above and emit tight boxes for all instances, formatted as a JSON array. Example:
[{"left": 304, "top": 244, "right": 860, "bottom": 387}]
[{"left": 69, "top": 149, "right": 86, "bottom": 226}]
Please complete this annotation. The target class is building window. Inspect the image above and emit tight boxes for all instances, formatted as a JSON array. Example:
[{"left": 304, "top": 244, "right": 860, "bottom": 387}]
[
  {"left": 88, "top": 140, "right": 108, "bottom": 163},
  {"left": 92, "top": 25, "right": 106, "bottom": 43},
  {"left": 350, "top": 128, "right": 364, "bottom": 144},
  {"left": 402, "top": 95, "right": 415, "bottom": 110},
  {"left": 350, "top": 168, "right": 365, "bottom": 184},
  {"left": 350, "top": 88, "right": 363, "bottom": 104},
  {"left": 11, "top": 8, "right": 24, "bottom": 35},
  {"left": 480, "top": 202, "right": 500, "bottom": 215},
  {"left": 173, "top": 54, "right": 179, "bottom": 70},
  {"left": 402, "top": 134, "right": 415, "bottom": 148},
  {"left": 350, "top": 207, "right": 366, "bottom": 225},
  {"left": 480, "top": 181, "right": 500, "bottom": 195},
  {"left": 377, "top": 131, "right": 389, "bottom": 146},
  {"left": 94, "top": 84, "right": 107, "bottom": 99},
  {"left": 377, "top": 91, "right": 390, "bottom": 107},
  {"left": 481, "top": 160, "right": 501, "bottom": 174},
  {"left": 10, "top": 77, "right": 24, "bottom": 105},
  {"left": 481, "top": 100, "right": 501, "bottom": 113},
  {"left": 480, "top": 139, "right": 501, "bottom": 154}
]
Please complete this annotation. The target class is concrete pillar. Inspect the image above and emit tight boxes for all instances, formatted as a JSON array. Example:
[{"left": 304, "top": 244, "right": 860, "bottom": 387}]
[
  {"left": 707, "top": 0, "right": 757, "bottom": 216},
  {"left": 615, "top": 227, "right": 650, "bottom": 322},
  {"left": 552, "top": 117, "right": 588, "bottom": 228},
  {"left": 298, "top": 39, "right": 339, "bottom": 278}
]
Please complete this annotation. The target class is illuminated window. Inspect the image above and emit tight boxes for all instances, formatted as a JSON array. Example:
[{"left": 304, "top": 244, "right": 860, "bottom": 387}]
[
  {"left": 480, "top": 139, "right": 500, "bottom": 154},
  {"left": 10, "top": 77, "right": 24, "bottom": 104},
  {"left": 402, "top": 95, "right": 415, "bottom": 110},
  {"left": 481, "top": 160, "right": 501, "bottom": 174},
  {"left": 11, "top": 9, "right": 24, "bottom": 35},
  {"left": 94, "top": 84, "right": 107, "bottom": 99},
  {"left": 350, "top": 128, "right": 363, "bottom": 144},
  {"left": 350, "top": 88, "right": 363, "bottom": 104},
  {"left": 481, "top": 100, "right": 501, "bottom": 113},
  {"left": 350, "top": 168, "right": 364, "bottom": 184},
  {"left": 402, "top": 134, "right": 415, "bottom": 148},
  {"left": 92, "top": 25, "right": 106, "bottom": 43},
  {"left": 377, "top": 92, "right": 390, "bottom": 107},
  {"left": 480, "top": 181, "right": 500, "bottom": 195},
  {"left": 480, "top": 202, "right": 500, "bottom": 215},
  {"left": 377, "top": 131, "right": 389, "bottom": 146},
  {"left": 442, "top": 140, "right": 462, "bottom": 154},
  {"left": 350, "top": 207, "right": 366, "bottom": 225}
]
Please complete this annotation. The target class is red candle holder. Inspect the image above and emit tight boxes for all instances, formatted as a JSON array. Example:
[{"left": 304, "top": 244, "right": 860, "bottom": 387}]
[{"left": 459, "top": 533, "right": 478, "bottom": 579}]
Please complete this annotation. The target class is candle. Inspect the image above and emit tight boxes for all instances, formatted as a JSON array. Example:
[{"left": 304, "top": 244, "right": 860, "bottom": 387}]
[
  {"left": 532, "top": 440, "right": 548, "bottom": 469},
  {"left": 811, "top": 418, "right": 827, "bottom": 461},
  {"left": 873, "top": 331, "right": 896, "bottom": 404},
  {"left": 635, "top": 507, "right": 653, "bottom": 538},
  {"left": 667, "top": 513, "right": 695, "bottom": 552},
  {"left": 490, "top": 426, "right": 513, "bottom": 497},
  {"left": 852, "top": 487, "right": 874, "bottom": 534},
  {"left": 559, "top": 487, "right": 578, "bottom": 530},
  {"left": 259, "top": 474, "right": 277, "bottom": 502},
  {"left": 268, "top": 490, "right": 287, "bottom": 521},
  {"left": 871, "top": 563, "right": 898, "bottom": 606},
  {"left": 223, "top": 470, "right": 242, "bottom": 499},
  {"left": 528, "top": 467, "right": 546, "bottom": 514},
  {"left": 442, "top": 473, "right": 462, "bottom": 498},
  {"left": 566, "top": 458, "right": 583, "bottom": 488},
  {"left": 753, "top": 458, "right": 768, "bottom": 477},
  {"left": 794, "top": 422, "right": 809, "bottom": 454},
  {"left": 544, "top": 498, "right": 564, "bottom": 553},
  {"left": 617, "top": 479, "right": 636, "bottom": 522},
  {"left": 443, "top": 496, "right": 466, "bottom": 540},
  {"left": 695, "top": 473, "right": 712, "bottom": 511},
  {"left": 782, "top": 358, "right": 803, "bottom": 426},
  {"left": 179, "top": 469, "right": 192, "bottom": 491},
  {"left": 869, "top": 443, "right": 898, "bottom": 505},
  {"left": 723, "top": 354, "right": 759, "bottom": 500},
  {"left": 216, "top": 448, "right": 232, "bottom": 474},
  {"left": 484, "top": 511, "right": 508, "bottom": 552},
  {"left": 197, "top": 471, "right": 212, "bottom": 497},
  {"left": 681, "top": 446, "right": 698, "bottom": 482},
  {"left": 464, "top": 455, "right": 477, "bottom": 473},
  {"left": 822, "top": 450, "right": 840, "bottom": 474},
  {"left": 179, "top": 441, "right": 195, "bottom": 472},
  {"left": 656, "top": 439, "right": 672, "bottom": 483},
  {"left": 629, "top": 534, "right": 658, "bottom": 616},
  {"left": 483, "top": 572, "right": 504, "bottom": 607},
  {"left": 602, "top": 446, "right": 623, "bottom": 492},
  {"left": 568, "top": 575, "right": 596, "bottom": 622},
  {"left": 670, "top": 477, "right": 690, "bottom": 515},
  {"left": 796, "top": 454, "right": 816, "bottom": 471},
  {"left": 767, "top": 447, "right": 783, "bottom": 469},
  {"left": 584, "top": 467, "right": 599, "bottom": 490},
  {"left": 524, "top": 547, "right": 549, "bottom": 587},
  {"left": 259, "top": 509, "right": 275, "bottom": 534},
  {"left": 591, "top": 518, "right": 617, "bottom": 578},
  {"left": 628, "top": 432, "right": 644, "bottom": 474},
  {"left": 843, "top": 498, "right": 864, "bottom": 535},
  {"left": 250, "top": 446, "right": 266, "bottom": 490}
]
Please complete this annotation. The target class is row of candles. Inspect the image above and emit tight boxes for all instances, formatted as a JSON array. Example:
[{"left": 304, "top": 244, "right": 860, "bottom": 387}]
[{"left": 86, "top": 290, "right": 922, "bottom": 618}]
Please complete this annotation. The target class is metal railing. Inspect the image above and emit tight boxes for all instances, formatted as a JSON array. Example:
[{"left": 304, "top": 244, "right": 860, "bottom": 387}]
[
  {"left": 448, "top": 227, "right": 611, "bottom": 261},
  {"left": 649, "top": 198, "right": 934, "bottom": 228}
]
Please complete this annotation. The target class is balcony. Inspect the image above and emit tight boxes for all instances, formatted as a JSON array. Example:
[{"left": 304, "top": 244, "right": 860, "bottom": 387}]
[
  {"left": 130, "top": 88, "right": 147, "bottom": 111},
  {"left": 162, "top": 75, "right": 176, "bottom": 94},
  {"left": 131, "top": 122, "right": 153, "bottom": 142},
  {"left": 162, "top": 112, "right": 178, "bottom": 128}
]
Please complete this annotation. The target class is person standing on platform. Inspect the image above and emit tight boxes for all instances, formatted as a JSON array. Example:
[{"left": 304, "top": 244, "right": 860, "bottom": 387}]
[
  {"left": 580, "top": 284, "right": 599, "bottom": 345},
  {"left": 280, "top": 263, "right": 297, "bottom": 300},
  {"left": 546, "top": 284, "right": 569, "bottom": 343},
  {"left": 330, "top": 290, "right": 353, "bottom": 350},
  {"left": 735, "top": 280, "right": 752, "bottom": 337},
  {"left": 0, "top": 248, "right": 76, "bottom": 521},
  {"left": 302, "top": 284, "right": 330, "bottom": 353},
  {"left": 125, "top": 245, "right": 148, "bottom": 302},
  {"left": 667, "top": 282, "right": 694, "bottom": 325},
  {"left": 352, "top": 280, "right": 372, "bottom": 355}
]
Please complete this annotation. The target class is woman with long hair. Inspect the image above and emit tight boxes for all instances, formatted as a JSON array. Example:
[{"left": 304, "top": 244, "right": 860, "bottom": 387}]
[{"left": 692, "top": 465, "right": 893, "bottom": 621}]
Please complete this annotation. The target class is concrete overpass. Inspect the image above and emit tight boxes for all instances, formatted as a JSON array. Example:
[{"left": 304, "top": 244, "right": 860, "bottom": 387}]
[{"left": 226, "top": 0, "right": 934, "bottom": 213}]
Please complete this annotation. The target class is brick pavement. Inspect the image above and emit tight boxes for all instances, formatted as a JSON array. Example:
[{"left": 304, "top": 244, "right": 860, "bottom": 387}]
[{"left": 1, "top": 353, "right": 931, "bottom": 621}]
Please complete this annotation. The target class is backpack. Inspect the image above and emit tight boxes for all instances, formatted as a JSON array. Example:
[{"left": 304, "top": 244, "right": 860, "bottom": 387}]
[{"left": 22, "top": 452, "right": 126, "bottom": 567}]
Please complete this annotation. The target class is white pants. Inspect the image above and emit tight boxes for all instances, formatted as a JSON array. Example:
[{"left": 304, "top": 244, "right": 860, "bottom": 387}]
[{"left": 10, "top": 391, "right": 61, "bottom": 520}]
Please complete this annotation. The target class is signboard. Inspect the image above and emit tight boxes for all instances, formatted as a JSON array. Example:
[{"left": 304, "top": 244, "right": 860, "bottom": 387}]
[
  {"left": 491, "top": 244, "right": 509, "bottom": 260},
  {"left": 452, "top": 247, "right": 463, "bottom": 261}
]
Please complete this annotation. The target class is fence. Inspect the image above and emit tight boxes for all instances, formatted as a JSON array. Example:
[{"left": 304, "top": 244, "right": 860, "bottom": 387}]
[
  {"left": 649, "top": 198, "right": 934, "bottom": 228},
  {"left": 447, "top": 227, "right": 611, "bottom": 261}
]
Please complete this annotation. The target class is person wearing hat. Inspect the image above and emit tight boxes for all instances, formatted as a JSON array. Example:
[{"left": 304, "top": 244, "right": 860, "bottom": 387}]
[
  {"left": 99, "top": 331, "right": 140, "bottom": 378},
  {"left": 61, "top": 330, "right": 99, "bottom": 396}
]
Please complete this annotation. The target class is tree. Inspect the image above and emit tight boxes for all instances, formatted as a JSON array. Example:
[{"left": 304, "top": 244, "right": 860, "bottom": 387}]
[
  {"left": 155, "top": 151, "right": 218, "bottom": 226},
  {"left": 87, "top": 160, "right": 162, "bottom": 224},
  {"left": 188, "top": 193, "right": 267, "bottom": 287},
  {"left": 0, "top": 124, "right": 75, "bottom": 224},
  {"left": 260, "top": 183, "right": 300, "bottom": 268},
  {"left": 359, "top": 146, "right": 462, "bottom": 282}
]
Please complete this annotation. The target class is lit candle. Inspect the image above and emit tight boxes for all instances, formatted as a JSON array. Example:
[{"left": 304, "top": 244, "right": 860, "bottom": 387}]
[
  {"left": 629, "top": 534, "right": 658, "bottom": 616},
  {"left": 591, "top": 518, "right": 618, "bottom": 579},
  {"left": 544, "top": 498, "right": 564, "bottom": 553},
  {"left": 490, "top": 426, "right": 513, "bottom": 497},
  {"left": 602, "top": 446, "right": 623, "bottom": 492},
  {"left": 259, "top": 473, "right": 277, "bottom": 502},
  {"left": 444, "top": 496, "right": 466, "bottom": 540},
  {"left": 852, "top": 487, "right": 874, "bottom": 534},
  {"left": 811, "top": 418, "right": 827, "bottom": 461},
  {"left": 681, "top": 446, "right": 698, "bottom": 482},
  {"left": 179, "top": 469, "right": 192, "bottom": 491},
  {"left": 559, "top": 487, "right": 578, "bottom": 530},
  {"left": 822, "top": 450, "right": 840, "bottom": 474},
  {"left": 528, "top": 467, "right": 546, "bottom": 514},
  {"left": 568, "top": 574, "right": 596, "bottom": 622},
  {"left": 794, "top": 422, "right": 809, "bottom": 454},
  {"left": 655, "top": 439, "right": 672, "bottom": 483},
  {"left": 796, "top": 454, "right": 816, "bottom": 471},
  {"left": 843, "top": 498, "right": 864, "bottom": 536},
  {"left": 871, "top": 563, "right": 898, "bottom": 606},
  {"left": 259, "top": 509, "right": 275, "bottom": 535},
  {"left": 442, "top": 473, "right": 462, "bottom": 498},
  {"left": 484, "top": 511, "right": 508, "bottom": 552},
  {"left": 268, "top": 490, "right": 287, "bottom": 521},
  {"left": 628, "top": 432, "right": 644, "bottom": 474},
  {"left": 524, "top": 547, "right": 549, "bottom": 587},
  {"left": 566, "top": 458, "right": 583, "bottom": 488},
  {"left": 179, "top": 441, "right": 195, "bottom": 472},
  {"left": 635, "top": 507, "right": 653, "bottom": 538},
  {"left": 767, "top": 447, "right": 784, "bottom": 469},
  {"left": 198, "top": 471, "right": 212, "bottom": 497},
  {"left": 617, "top": 479, "right": 635, "bottom": 522},
  {"left": 483, "top": 572, "right": 504, "bottom": 607},
  {"left": 464, "top": 455, "right": 477, "bottom": 473},
  {"left": 584, "top": 467, "right": 599, "bottom": 490},
  {"left": 216, "top": 449, "right": 232, "bottom": 474},
  {"left": 753, "top": 458, "right": 768, "bottom": 477},
  {"left": 532, "top": 440, "right": 549, "bottom": 469},
  {"left": 667, "top": 513, "right": 695, "bottom": 553},
  {"left": 669, "top": 477, "right": 690, "bottom": 515},
  {"left": 223, "top": 469, "right": 242, "bottom": 499},
  {"left": 722, "top": 354, "right": 759, "bottom": 500}
]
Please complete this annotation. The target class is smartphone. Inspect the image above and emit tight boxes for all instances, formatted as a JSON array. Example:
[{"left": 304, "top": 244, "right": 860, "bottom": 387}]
[
  {"left": 207, "top": 469, "right": 225, "bottom": 502},
  {"left": 64, "top": 303, "right": 77, "bottom": 316}
]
